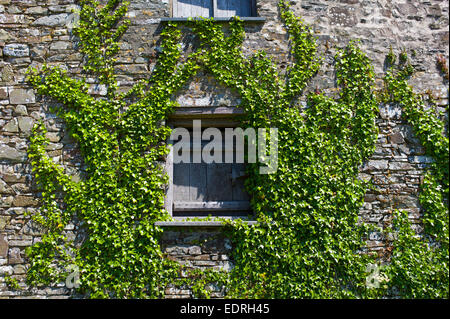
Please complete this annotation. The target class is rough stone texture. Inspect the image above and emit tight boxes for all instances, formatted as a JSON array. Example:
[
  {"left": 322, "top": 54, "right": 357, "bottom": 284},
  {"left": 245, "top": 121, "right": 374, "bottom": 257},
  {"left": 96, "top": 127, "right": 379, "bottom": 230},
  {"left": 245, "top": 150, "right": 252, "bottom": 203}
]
[
  {"left": 3, "top": 44, "right": 29, "bottom": 58},
  {"left": 0, "top": 0, "right": 448, "bottom": 299},
  {"left": 0, "top": 87, "right": 8, "bottom": 100},
  {"left": 160, "top": 228, "right": 232, "bottom": 298},
  {"left": 0, "top": 233, "right": 8, "bottom": 257},
  {"left": 0, "top": 144, "right": 26, "bottom": 162},
  {"left": 32, "top": 13, "right": 71, "bottom": 27}
]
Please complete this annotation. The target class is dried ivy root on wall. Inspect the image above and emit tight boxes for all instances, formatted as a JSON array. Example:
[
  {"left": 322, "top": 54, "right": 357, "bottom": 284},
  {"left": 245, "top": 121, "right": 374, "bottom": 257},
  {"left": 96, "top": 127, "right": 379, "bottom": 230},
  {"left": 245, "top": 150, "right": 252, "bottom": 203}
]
[{"left": 24, "top": 0, "right": 448, "bottom": 298}]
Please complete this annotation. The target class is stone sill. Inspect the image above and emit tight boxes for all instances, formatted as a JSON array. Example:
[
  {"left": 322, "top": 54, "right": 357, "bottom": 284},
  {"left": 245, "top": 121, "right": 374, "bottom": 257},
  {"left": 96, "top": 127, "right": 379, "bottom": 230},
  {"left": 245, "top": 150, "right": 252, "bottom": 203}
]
[
  {"left": 160, "top": 17, "right": 266, "bottom": 23},
  {"left": 155, "top": 220, "right": 258, "bottom": 227}
]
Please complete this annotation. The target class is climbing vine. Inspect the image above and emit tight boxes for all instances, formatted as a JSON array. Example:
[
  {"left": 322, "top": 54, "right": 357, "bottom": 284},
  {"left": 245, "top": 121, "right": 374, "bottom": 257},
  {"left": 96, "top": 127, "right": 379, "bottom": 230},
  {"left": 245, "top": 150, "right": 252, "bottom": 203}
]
[
  {"left": 178, "top": 2, "right": 380, "bottom": 298},
  {"left": 26, "top": 0, "right": 201, "bottom": 298},
  {"left": 24, "top": 0, "right": 448, "bottom": 299},
  {"left": 380, "top": 53, "right": 449, "bottom": 298}
]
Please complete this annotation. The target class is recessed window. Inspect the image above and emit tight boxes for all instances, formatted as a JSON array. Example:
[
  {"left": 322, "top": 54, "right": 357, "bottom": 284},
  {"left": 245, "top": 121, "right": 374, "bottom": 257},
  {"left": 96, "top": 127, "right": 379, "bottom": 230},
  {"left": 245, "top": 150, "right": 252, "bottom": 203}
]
[
  {"left": 172, "top": 128, "right": 251, "bottom": 218},
  {"left": 172, "top": 0, "right": 257, "bottom": 18},
  {"left": 164, "top": 114, "right": 254, "bottom": 221}
]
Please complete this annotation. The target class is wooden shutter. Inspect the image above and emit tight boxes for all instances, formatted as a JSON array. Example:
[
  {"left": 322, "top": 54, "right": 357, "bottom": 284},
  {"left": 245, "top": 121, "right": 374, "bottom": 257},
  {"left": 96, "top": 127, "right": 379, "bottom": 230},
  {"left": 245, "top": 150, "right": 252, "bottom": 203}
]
[
  {"left": 172, "top": 0, "right": 256, "bottom": 18},
  {"left": 172, "top": 129, "right": 251, "bottom": 217},
  {"left": 173, "top": 0, "right": 213, "bottom": 18},
  {"left": 173, "top": 163, "right": 249, "bottom": 202},
  {"left": 214, "top": 0, "right": 254, "bottom": 17}
]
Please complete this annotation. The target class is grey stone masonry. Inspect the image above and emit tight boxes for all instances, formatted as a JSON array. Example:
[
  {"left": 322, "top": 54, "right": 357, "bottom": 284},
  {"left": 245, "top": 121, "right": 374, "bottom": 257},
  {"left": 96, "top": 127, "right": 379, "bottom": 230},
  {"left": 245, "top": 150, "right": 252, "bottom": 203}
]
[
  {"left": 161, "top": 227, "right": 233, "bottom": 298},
  {"left": 0, "top": 0, "right": 448, "bottom": 298}
]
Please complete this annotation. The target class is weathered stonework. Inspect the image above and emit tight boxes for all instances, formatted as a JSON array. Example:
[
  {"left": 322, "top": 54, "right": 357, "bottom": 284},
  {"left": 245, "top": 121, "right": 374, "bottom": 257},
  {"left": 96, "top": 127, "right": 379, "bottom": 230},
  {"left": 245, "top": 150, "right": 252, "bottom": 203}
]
[
  {"left": 161, "top": 228, "right": 233, "bottom": 298},
  {"left": 0, "top": 0, "right": 448, "bottom": 298}
]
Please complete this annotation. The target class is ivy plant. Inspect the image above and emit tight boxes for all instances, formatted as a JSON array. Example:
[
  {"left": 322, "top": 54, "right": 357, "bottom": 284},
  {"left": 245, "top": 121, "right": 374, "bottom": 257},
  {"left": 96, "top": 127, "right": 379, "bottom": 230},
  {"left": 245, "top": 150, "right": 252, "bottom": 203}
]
[
  {"left": 24, "top": 0, "right": 448, "bottom": 299},
  {"left": 380, "top": 53, "right": 449, "bottom": 298},
  {"left": 191, "top": 9, "right": 380, "bottom": 297},
  {"left": 26, "top": 0, "right": 200, "bottom": 298}
]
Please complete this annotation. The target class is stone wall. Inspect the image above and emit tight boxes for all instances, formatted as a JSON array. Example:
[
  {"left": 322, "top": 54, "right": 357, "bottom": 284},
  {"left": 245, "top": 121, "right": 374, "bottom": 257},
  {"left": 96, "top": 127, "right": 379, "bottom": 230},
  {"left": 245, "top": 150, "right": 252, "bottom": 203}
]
[
  {"left": 0, "top": 0, "right": 448, "bottom": 298},
  {"left": 161, "top": 227, "right": 233, "bottom": 298}
]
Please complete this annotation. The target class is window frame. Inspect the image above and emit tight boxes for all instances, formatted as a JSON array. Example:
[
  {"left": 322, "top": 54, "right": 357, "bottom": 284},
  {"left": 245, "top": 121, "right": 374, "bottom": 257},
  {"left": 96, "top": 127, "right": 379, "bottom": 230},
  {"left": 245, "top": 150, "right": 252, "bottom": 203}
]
[
  {"left": 163, "top": 107, "right": 255, "bottom": 224},
  {"left": 171, "top": 0, "right": 258, "bottom": 18}
]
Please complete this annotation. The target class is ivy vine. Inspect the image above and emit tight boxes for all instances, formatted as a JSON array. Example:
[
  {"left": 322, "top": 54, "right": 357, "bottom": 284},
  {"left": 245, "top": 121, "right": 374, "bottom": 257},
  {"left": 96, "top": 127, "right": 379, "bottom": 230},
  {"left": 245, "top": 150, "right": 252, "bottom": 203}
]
[
  {"left": 26, "top": 0, "right": 200, "bottom": 298},
  {"left": 24, "top": 0, "right": 448, "bottom": 299},
  {"left": 380, "top": 52, "right": 449, "bottom": 298}
]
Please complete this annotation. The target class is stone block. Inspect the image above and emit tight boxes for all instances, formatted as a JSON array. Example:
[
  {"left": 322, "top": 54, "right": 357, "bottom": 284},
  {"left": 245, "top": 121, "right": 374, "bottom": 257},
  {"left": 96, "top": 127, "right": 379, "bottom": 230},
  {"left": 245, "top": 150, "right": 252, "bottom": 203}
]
[
  {"left": 45, "top": 142, "right": 63, "bottom": 151},
  {"left": 188, "top": 246, "right": 201, "bottom": 255},
  {"left": 25, "top": 6, "right": 48, "bottom": 15},
  {"left": 0, "top": 179, "right": 14, "bottom": 195},
  {"left": 1, "top": 174, "right": 27, "bottom": 184},
  {"left": 18, "top": 116, "right": 34, "bottom": 134},
  {"left": 114, "top": 64, "right": 148, "bottom": 74},
  {"left": 0, "top": 216, "right": 11, "bottom": 230},
  {"left": 0, "top": 14, "right": 27, "bottom": 24},
  {"left": 21, "top": 220, "right": 45, "bottom": 236},
  {"left": 50, "top": 41, "right": 70, "bottom": 51},
  {"left": 389, "top": 132, "right": 405, "bottom": 144},
  {"left": 14, "top": 105, "right": 27, "bottom": 116},
  {"left": 32, "top": 13, "right": 70, "bottom": 27},
  {"left": 329, "top": 7, "right": 357, "bottom": 27},
  {"left": 0, "top": 87, "right": 8, "bottom": 99},
  {"left": 0, "top": 145, "right": 27, "bottom": 162},
  {"left": 192, "top": 260, "right": 217, "bottom": 267},
  {"left": 409, "top": 155, "right": 434, "bottom": 164},
  {"left": 220, "top": 261, "right": 234, "bottom": 272},
  {"left": 12, "top": 195, "right": 38, "bottom": 207},
  {"left": 9, "top": 89, "right": 35, "bottom": 105},
  {"left": 1, "top": 64, "right": 14, "bottom": 82},
  {"left": 2, "top": 119, "right": 19, "bottom": 133},
  {"left": 0, "top": 29, "right": 10, "bottom": 41},
  {"left": 13, "top": 264, "right": 26, "bottom": 274},
  {"left": 388, "top": 162, "right": 413, "bottom": 170},
  {"left": 0, "top": 234, "right": 8, "bottom": 257},
  {"left": 3, "top": 44, "right": 29, "bottom": 57},
  {"left": 7, "top": 247, "right": 22, "bottom": 264},
  {"left": 0, "top": 265, "right": 13, "bottom": 275},
  {"left": 364, "top": 160, "right": 388, "bottom": 171},
  {"left": 0, "top": 196, "right": 14, "bottom": 208},
  {"left": 88, "top": 84, "right": 107, "bottom": 96},
  {"left": 45, "top": 132, "right": 62, "bottom": 142}
]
